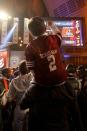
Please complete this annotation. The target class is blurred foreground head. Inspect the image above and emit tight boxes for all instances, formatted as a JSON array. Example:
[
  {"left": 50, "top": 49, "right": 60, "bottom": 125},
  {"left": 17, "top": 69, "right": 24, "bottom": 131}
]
[
  {"left": 1, "top": 67, "right": 12, "bottom": 79},
  {"left": 66, "top": 64, "right": 76, "bottom": 74},
  {"left": 77, "top": 65, "right": 87, "bottom": 78}
]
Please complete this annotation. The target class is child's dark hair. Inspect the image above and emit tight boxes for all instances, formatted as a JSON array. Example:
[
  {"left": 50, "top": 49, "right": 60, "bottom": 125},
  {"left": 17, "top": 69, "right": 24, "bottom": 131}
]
[
  {"left": 28, "top": 16, "right": 46, "bottom": 37},
  {"left": 19, "top": 60, "right": 28, "bottom": 75}
]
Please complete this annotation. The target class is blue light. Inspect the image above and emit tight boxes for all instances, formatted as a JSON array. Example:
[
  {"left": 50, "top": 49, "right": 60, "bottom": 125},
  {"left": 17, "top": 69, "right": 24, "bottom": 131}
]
[
  {"left": 0, "top": 23, "right": 17, "bottom": 49},
  {"left": 64, "top": 54, "right": 70, "bottom": 58}
]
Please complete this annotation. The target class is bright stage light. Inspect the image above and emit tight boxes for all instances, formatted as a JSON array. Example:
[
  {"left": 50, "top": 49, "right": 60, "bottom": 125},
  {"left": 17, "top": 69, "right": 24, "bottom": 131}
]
[{"left": 0, "top": 11, "right": 11, "bottom": 20}]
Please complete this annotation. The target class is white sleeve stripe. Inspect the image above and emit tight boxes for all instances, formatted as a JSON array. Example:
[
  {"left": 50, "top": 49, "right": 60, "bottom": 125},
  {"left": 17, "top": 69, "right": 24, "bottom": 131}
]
[
  {"left": 26, "top": 61, "right": 34, "bottom": 64},
  {"left": 26, "top": 64, "right": 34, "bottom": 66},
  {"left": 56, "top": 34, "right": 62, "bottom": 40},
  {"left": 26, "top": 64, "right": 34, "bottom": 68},
  {"left": 27, "top": 66, "right": 34, "bottom": 68},
  {"left": 26, "top": 63, "right": 34, "bottom": 65},
  {"left": 26, "top": 61, "right": 34, "bottom": 67}
]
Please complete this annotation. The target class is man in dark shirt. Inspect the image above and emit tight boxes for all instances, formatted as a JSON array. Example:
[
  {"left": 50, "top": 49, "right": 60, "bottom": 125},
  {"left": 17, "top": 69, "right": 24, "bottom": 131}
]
[{"left": 20, "top": 17, "right": 83, "bottom": 131}]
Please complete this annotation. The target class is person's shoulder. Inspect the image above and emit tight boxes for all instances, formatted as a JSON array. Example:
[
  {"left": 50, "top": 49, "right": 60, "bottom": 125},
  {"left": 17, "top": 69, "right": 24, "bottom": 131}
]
[
  {"left": 26, "top": 41, "right": 36, "bottom": 50},
  {"left": 23, "top": 73, "right": 30, "bottom": 79},
  {"left": 54, "top": 33, "right": 62, "bottom": 41},
  {"left": 48, "top": 33, "right": 62, "bottom": 40},
  {"left": 27, "top": 72, "right": 34, "bottom": 81},
  {"left": 11, "top": 76, "right": 19, "bottom": 84},
  {"left": 26, "top": 42, "right": 31, "bottom": 48}
]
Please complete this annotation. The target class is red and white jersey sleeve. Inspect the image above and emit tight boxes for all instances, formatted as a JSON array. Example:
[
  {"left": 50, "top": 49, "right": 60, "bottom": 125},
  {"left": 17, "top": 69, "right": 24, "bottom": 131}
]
[{"left": 25, "top": 44, "right": 35, "bottom": 70}]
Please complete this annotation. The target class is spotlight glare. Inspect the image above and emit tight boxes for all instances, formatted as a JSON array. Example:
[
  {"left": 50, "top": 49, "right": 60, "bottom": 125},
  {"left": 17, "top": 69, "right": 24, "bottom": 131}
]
[
  {"left": 19, "top": 43, "right": 22, "bottom": 47},
  {"left": 0, "top": 11, "right": 11, "bottom": 20}
]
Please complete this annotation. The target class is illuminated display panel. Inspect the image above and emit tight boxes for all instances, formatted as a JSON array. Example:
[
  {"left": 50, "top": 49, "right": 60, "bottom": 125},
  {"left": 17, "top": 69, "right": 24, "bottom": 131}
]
[
  {"left": 9, "top": 51, "right": 25, "bottom": 68},
  {"left": 0, "top": 51, "right": 8, "bottom": 69},
  {"left": 44, "top": 17, "right": 84, "bottom": 47}
]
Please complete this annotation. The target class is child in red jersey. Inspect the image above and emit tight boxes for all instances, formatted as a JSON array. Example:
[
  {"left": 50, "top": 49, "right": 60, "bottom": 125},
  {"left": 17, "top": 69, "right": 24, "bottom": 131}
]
[
  {"left": 20, "top": 17, "right": 83, "bottom": 131},
  {"left": 25, "top": 17, "right": 67, "bottom": 85}
]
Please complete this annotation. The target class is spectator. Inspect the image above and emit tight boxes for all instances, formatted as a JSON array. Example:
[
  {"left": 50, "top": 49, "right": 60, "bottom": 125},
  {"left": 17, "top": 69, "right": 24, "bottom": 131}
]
[
  {"left": 1, "top": 68, "right": 10, "bottom": 91},
  {"left": 20, "top": 16, "right": 83, "bottom": 131},
  {"left": 77, "top": 65, "right": 86, "bottom": 88},
  {"left": 0, "top": 67, "right": 12, "bottom": 131},
  {"left": 1, "top": 60, "right": 33, "bottom": 131},
  {"left": 78, "top": 66, "right": 87, "bottom": 130},
  {"left": 0, "top": 73, "right": 6, "bottom": 97},
  {"left": 0, "top": 73, "right": 5, "bottom": 131},
  {"left": 66, "top": 64, "right": 81, "bottom": 96},
  {"left": 66, "top": 63, "right": 83, "bottom": 130}
]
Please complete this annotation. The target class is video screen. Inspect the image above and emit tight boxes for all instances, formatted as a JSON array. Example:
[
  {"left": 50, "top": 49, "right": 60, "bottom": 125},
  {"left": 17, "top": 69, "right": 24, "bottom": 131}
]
[{"left": 44, "top": 18, "right": 84, "bottom": 46}]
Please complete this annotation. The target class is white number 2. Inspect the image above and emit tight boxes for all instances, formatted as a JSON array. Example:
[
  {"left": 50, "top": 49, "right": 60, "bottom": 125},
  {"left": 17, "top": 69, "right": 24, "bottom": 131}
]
[{"left": 47, "top": 55, "right": 57, "bottom": 72}]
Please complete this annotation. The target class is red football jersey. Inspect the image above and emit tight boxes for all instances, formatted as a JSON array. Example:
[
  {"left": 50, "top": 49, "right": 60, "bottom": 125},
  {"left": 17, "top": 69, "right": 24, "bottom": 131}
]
[{"left": 25, "top": 34, "right": 67, "bottom": 85}]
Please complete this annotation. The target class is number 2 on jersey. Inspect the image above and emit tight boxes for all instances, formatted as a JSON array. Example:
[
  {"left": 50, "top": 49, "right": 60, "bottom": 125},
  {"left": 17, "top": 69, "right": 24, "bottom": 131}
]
[{"left": 47, "top": 55, "right": 57, "bottom": 72}]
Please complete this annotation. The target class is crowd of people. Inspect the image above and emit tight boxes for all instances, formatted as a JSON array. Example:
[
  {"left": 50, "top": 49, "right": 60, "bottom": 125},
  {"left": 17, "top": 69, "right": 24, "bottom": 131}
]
[{"left": 0, "top": 16, "right": 87, "bottom": 131}]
